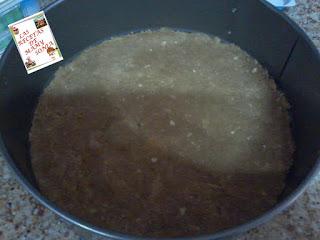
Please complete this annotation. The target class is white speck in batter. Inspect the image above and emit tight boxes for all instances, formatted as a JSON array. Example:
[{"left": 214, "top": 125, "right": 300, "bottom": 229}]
[
  {"left": 232, "top": 8, "right": 238, "bottom": 13},
  {"left": 192, "top": 69, "right": 197, "bottom": 73},
  {"left": 170, "top": 120, "right": 176, "bottom": 126},
  {"left": 252, "top": 68, "right": 258, "bottom": 73},
  {"left": 230, "top": 131, "right": 235, "bottom": 135},
  {"left": 151, "top": 157, "right": 158, "bottom": 163},
  {"left": 233, "top": 56, "right": 239, "bottom": 60},
  {"left": 187, "top": 132, "right": 193, "bottom": 137},
  {"left": 144, "top": 64, "right": 151, "bottom": 68},
  {"left": 138, "top": 84, "right": 143, "bottom": 88},
  {"left": 161, "top": 41, "right": 167, "bottom": 46},
  {"left": 179, "top": 207, "right": 186, "bottom": 216}
]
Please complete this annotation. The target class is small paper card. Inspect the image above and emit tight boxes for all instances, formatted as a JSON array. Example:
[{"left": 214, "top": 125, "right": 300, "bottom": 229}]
[{"left": 8, "top": 11, "right": 63, "bottom": 74}]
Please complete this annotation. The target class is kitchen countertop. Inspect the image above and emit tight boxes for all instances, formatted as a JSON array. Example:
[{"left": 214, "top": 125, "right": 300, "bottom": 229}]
[{"left": 0, "top": 0, "right": 319, "bottom": 239}]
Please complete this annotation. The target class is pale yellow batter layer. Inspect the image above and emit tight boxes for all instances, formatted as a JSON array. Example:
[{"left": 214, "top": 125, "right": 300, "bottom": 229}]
[{"left": 30, "top": 29, "right": 294, "bottom": 237}]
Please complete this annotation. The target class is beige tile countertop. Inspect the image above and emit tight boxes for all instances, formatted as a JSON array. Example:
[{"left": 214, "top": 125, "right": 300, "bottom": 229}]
[{"left": 0, "top": 0, "right": 319, "bottom": 239}]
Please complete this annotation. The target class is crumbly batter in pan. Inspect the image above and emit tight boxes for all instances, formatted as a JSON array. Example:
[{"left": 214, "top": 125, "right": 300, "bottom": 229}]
[{"left": 30, "top": 29, "right": 294, "bottom": 237}]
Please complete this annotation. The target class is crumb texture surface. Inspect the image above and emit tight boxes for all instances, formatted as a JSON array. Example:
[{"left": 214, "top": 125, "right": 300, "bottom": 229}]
[{"left": 29, "top": 29, "right": 293, "bottom": 237}]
